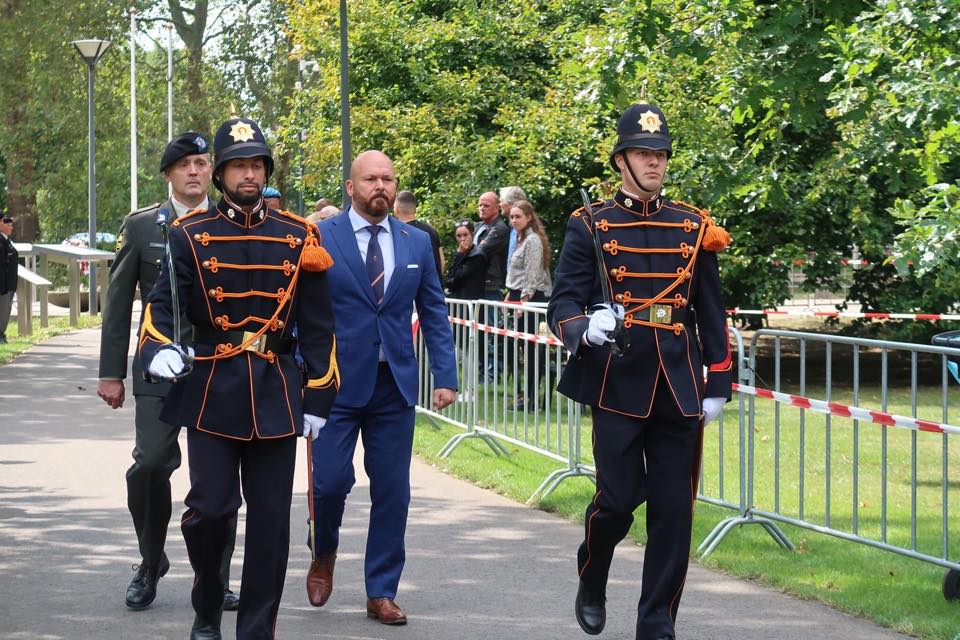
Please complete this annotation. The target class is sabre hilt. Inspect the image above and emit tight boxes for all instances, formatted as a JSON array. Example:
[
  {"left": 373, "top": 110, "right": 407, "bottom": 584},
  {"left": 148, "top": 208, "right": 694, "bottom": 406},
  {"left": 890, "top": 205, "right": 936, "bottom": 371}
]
[
  {"left": 580, "top": 188, "right": 629, "bottom": 356},
  {"left": 156, "top": 209, "right": 194, "bottom": 380}
]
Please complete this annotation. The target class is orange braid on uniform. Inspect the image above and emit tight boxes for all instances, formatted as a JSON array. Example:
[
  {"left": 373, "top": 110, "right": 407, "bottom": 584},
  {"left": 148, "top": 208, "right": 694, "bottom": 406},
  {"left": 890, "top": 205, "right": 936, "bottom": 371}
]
[
  {"left": 673, "top": 201, "right": 731, "bottom": 252},
  {"left": 192, "top": 222, "right": 332, "bottom": 361},
  {"left": 276, "top": 212, "right": 334, "bottom": 273}
]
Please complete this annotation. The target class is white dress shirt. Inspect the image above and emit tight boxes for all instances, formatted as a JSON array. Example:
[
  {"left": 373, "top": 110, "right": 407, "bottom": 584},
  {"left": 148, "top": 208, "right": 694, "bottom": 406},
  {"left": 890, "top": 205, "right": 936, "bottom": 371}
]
[
  {"left": 348, "top": 206, "right": 395, "bottom": 293},
  {"left": 348, "top": 206, "right": 395, "bottom": 361}
]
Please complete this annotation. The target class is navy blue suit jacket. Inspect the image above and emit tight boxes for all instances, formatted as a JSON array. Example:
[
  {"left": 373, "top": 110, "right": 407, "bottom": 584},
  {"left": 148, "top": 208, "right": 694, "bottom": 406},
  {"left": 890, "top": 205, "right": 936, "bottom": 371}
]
[{"left": 319, "top": 211, "right": 457, "bottom": 408}]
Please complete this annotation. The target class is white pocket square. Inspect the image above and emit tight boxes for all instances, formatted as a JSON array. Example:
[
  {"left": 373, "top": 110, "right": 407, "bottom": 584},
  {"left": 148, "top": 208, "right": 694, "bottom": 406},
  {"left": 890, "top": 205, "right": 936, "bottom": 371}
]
[{"left": 407, "top": 264, "right": 419, "bottom": 269}]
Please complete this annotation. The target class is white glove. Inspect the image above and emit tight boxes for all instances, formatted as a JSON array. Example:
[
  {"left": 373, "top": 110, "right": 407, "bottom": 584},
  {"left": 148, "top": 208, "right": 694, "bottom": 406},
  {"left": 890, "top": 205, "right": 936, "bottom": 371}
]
[
  {"left": 584, "top": 303, "right": 625, "bottom": 347},
  {"left": 303, "top": 413, "right": 327, "bottom": 439},
  {"left": 147, "top": 345, "right": 194, "bottom": 380},
  {"left": 702, "top": 397, "right": 726, "bottom": 425}
]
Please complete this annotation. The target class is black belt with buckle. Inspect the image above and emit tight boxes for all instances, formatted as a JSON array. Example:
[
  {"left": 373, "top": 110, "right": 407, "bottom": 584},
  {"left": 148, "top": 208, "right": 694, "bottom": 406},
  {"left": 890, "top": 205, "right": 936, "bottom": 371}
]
[
  {"left": 192, "top": 325, "right": 296, "bottom": 354},
  {"left": 630, "top": 304, "right": 691, "bottom": 326}
]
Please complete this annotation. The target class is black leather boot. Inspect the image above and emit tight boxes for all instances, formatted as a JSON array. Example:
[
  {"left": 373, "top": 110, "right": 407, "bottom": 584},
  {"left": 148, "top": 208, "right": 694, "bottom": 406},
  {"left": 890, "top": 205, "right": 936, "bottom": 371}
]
[
  {"left": 575, "top": 579, "right": 606, "bottom": 635},
  {"left": 125, "top": 554, "right": 170, "bottom": 610},
  {"left": 190, "top": 609, "right": 223, "bottom": 640}
]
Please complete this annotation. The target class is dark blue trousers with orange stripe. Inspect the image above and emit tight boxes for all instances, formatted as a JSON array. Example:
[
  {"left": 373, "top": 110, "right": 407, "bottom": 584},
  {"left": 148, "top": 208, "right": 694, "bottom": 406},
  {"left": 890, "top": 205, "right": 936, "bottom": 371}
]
[
  {"left": 578, "top": 388, "right": 704, "bottom": 640},
  {"left": 183, "top": 429, "right": 296, "bottom": 640}
]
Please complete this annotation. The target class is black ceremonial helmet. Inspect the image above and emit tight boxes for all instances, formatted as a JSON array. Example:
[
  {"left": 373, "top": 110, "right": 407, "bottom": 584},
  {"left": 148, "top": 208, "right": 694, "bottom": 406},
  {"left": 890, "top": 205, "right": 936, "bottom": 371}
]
[
  {"left": 609, "top": 103, "right": 672, "bottom": 171},
  {"left": 212, "top": 117, "right": 274, "bottom": 191}
]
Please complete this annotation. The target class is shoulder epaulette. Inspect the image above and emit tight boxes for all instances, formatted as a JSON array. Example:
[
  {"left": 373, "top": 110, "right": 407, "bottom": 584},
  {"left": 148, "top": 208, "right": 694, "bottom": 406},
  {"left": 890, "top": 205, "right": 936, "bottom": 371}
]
[
  {"left": 669, "top": 200, "right": 706, "bottom": 217},
  {"left": 672, "top": 200, "right": 731, "bottom": 252},
  {"left": 171, "top": 207, "right": 209, "bottom": 227},
  {"left": 570, "top": 200, "right": 604, "bottom": 221},
  {"left": 278, "top": 209, "right": 308, "bottom": 225},
  {"left": 124, "top": 202, "right": 161, "bottom": 221}
]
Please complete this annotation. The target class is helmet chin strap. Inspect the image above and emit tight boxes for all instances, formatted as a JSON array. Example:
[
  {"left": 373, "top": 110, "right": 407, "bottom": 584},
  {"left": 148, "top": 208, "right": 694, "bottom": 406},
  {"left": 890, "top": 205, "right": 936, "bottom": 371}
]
[{"left": 619, "top": 151, "right": 663, "bottom": 199}]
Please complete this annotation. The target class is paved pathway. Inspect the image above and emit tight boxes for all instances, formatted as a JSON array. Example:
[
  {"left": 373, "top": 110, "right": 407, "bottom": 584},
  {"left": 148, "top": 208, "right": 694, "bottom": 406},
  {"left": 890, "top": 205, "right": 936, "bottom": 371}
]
[{"left": 0, "top": 328, "right": 911, "bottom": 639}]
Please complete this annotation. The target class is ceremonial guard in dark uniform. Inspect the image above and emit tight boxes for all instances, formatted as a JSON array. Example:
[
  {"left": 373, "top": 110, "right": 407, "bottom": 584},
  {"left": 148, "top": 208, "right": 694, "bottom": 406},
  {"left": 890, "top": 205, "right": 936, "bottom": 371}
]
[
  {"left": 139, "top": 117, "right": 338, "bottom": 640},
  {"left": 97, "top": 133, "right": 239, "bottom": 611},
  {"left": 548, "top": 103, "right": 733, "bottom": 640}
]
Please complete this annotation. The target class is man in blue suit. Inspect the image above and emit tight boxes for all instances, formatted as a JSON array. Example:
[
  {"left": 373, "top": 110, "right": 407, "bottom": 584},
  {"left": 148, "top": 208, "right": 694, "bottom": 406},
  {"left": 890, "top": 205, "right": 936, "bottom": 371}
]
[{"left": 307, "top": 150, "right": 457, "bottom": 625}]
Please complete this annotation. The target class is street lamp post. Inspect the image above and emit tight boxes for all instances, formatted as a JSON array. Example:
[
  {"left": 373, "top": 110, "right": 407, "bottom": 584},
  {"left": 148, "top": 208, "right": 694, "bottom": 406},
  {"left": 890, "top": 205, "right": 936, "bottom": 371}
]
[
  {"left": 296, "top": 58, "right": 317, "bottom": 217},
  {"left": 71, "top": 39, "right": 111, "bottom": 316},
  {"left": 339, "top": 0, "right": 351, "bottom": 207}
]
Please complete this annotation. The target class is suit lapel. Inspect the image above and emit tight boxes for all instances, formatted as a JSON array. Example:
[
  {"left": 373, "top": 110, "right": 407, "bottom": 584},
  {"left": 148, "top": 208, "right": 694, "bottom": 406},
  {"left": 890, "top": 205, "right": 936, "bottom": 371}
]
[
  {"left": 328, "top": 214, "right": 377, "bottom": 307},
  {"left": 381, "top": 216, "right": 409, "bottom": 307}
]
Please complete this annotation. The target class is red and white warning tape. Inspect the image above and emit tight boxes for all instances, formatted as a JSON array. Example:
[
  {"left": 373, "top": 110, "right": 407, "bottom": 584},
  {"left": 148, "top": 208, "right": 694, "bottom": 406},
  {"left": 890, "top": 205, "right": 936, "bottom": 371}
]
[
  {"left": 732, "top": 383, "right": 960, "bottom": 436},
  {"left": 448, "top": 316, "right": 563, "bottom": 347},
  {"left": 727, "top": 309, "right": 960, "bottom": 321}
]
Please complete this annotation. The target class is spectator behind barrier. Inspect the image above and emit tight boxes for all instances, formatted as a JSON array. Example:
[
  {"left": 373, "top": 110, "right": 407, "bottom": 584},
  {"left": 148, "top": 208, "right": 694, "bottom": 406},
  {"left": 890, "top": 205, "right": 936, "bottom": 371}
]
[
  {"left": 499, "top": 185, "right": 527, "bottom": 262},
  {"left": 444, "top": 220, "right": 487, "bottom": 300},
  {"left": 504, "top": 199, "right": 552, "bottom": 410}
]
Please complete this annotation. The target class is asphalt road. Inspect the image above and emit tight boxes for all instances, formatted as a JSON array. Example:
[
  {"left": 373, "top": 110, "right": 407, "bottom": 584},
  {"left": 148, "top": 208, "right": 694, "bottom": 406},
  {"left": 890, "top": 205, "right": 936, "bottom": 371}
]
[{"left": 0, "top": 328, "right": 911, "bottom": 639}]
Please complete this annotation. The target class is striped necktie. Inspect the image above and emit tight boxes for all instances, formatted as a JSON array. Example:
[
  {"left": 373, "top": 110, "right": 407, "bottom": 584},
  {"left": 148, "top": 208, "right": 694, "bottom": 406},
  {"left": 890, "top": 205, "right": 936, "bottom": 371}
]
[{"left": 365, "top": 225, "right": 385, "bottom": 304}]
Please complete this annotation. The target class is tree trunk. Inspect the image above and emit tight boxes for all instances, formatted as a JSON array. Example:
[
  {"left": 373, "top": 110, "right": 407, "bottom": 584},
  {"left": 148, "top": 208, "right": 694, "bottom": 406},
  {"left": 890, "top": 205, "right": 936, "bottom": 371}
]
[
  {"left": 0, "top": 17, "right": 38, "bottom": 242},
  {"left": 169, "top": 0, "right": 210, "bottom": 132}
]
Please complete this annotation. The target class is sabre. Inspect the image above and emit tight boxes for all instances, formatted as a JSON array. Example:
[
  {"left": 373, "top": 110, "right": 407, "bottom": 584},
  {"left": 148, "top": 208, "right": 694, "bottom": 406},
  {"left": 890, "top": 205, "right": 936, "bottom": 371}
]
[
  {"left": 580, "top": 188, "right": 629, "bottom": 355},
  {"left": 307, "top": 436, "right": 316, "bottom": 562},
  {"left": 156, "top": 209, "right": 194, "bottom": 379}
]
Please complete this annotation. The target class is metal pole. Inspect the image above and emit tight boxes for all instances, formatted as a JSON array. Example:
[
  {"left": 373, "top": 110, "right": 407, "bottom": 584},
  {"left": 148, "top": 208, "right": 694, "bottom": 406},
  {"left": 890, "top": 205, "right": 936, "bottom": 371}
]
[
  {"left": 339, "top": 0, "right": 351, "bottom": 207},
  {"left": 129, "top": 7, "right": 138, "bottom": 211},
  {"left": 87, "top": 63, "right": 98, "bottom": 315},
  {"left": 298, "top": 129, "right": 305, "bottom": 216},
  {"left": 166, "top": 24, "right": 174, "bottom": 196},
  {"left": 296, "top": 61, "right": 306, "bottom": 217}
]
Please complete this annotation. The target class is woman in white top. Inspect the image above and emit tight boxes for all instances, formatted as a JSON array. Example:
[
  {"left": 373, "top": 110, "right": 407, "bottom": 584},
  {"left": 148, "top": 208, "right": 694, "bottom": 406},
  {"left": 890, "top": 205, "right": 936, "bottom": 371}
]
[{"left": 504, "top": 200, "right": 553, "bottom": 410}]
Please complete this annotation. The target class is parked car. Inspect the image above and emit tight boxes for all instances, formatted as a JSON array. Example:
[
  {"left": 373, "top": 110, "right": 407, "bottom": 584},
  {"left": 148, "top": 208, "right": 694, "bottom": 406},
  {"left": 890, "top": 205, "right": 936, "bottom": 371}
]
[{"left": 63, "top": 231, "right": 117, "bottom": 247}]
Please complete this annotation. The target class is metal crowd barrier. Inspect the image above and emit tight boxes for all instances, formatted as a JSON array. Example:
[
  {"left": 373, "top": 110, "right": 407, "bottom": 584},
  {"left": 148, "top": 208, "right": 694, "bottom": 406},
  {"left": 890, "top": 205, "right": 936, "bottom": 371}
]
[
  {"left": 414, "top": 303, "right": 960, "bottom": 598},
  {"left": 706, "top": 329, "right": 959, "bottom": 598},
  {"left": 695, "top": 326, "right": 774, "bottom": 542},
  {"left": 417, "top": 299, "right": 747, "bottom": 509}
]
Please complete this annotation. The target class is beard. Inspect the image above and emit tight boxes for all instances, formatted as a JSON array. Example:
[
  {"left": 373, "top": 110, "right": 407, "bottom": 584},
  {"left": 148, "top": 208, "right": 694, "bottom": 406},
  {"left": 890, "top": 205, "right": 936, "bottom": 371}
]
[
  {"left": 225, "top": 185, "right": 262, "bottom": 206},
  {"left": 355, "top": 191, "right": 392, "bottom": 218}
]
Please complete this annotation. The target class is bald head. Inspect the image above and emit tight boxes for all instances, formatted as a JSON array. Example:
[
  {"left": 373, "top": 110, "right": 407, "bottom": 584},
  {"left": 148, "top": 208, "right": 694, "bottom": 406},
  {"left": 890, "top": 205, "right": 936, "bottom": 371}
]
[
  {"left": 347, "top": 150, "right": 397, "bottom": 221},
  {"left": 477, "top": 191, "right": 499, "bottom": 224},
  {"left": 318, "top": 205, "right": 339, "bottom": 220}
]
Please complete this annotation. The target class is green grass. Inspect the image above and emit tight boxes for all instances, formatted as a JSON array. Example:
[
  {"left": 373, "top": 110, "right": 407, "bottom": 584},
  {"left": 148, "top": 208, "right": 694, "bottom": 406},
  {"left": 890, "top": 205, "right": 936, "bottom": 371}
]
[
  {"left": 1, "top": 316, "right": 102, "bottom": 365},
  {"left": 414, "top": 387, "right": 960, "bottom": 640}
]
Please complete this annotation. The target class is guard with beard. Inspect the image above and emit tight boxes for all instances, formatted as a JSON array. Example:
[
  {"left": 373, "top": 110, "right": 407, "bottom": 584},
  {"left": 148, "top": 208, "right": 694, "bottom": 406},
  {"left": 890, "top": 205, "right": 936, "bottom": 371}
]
[
  {"left": 96, "top": 132, "right": 240, "bottom": 612},
  {"left": 138, "top": 117, "right": 339, "bottom": 640},
  {"left": 548, "top": 103, "right": 732, "bottom": 640}
]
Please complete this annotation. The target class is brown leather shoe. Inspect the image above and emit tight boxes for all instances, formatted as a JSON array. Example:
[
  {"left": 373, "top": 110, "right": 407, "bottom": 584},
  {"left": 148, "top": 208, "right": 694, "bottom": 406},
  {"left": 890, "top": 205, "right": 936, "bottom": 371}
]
[
  {"left": 366, "top": 598, "right": 407, "bottom": 625},
  {"left": 306, "top": 553, "right": 336, "bottom": 607}
]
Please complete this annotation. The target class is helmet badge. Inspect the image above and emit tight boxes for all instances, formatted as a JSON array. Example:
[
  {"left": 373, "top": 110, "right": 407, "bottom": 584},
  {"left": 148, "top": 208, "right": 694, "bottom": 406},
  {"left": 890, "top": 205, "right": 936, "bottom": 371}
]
[
  {"left": 229, "top": 121, "right": 256, "bottom": 142},
  {"left": 638, "top": 110, "right": 663, "bottom": 133}
]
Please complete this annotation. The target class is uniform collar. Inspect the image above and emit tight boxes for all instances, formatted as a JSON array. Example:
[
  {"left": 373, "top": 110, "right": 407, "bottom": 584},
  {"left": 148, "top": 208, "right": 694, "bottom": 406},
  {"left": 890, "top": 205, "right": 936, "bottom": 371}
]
[
  {"left": 614, "top": 188, "right": 662, "bottom": 216},
  {"left": 217, "top": 195, "right": 266, "bottom": 228},
  {"left": 348, "top": 206, "right": 391, "bottom": 235}
]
